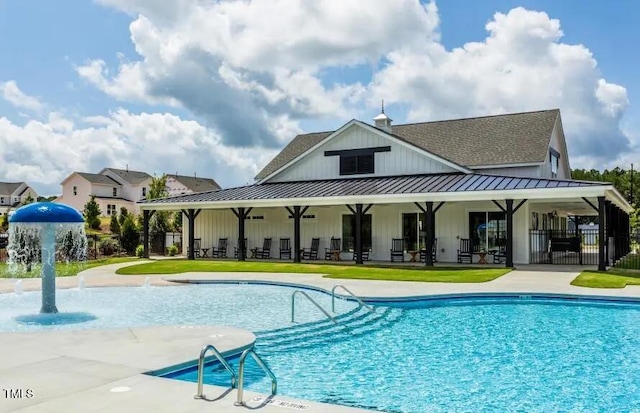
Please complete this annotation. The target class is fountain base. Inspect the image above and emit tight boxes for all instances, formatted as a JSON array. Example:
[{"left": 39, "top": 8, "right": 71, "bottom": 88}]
[{"left": 15, "top": 312, "right": 97, "bottom": 326}]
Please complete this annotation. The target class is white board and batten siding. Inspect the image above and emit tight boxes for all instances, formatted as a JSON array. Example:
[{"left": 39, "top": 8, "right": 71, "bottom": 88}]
[
  {"left": 268, "top": 124, "right": 458, "bottom": 183},
  {"left": 476, "top": 165, "right": 542, "bottom": 178},
  {"left": 184, "top": 201, "right": 530, "bottom": 264}
]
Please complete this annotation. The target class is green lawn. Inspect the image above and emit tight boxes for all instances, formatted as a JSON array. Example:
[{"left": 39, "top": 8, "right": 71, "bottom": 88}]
[
  {"left": 0, "top": 257, "right": 141, "bottom": 278},
  {"left": 116, "top": 259, "right": 512, "bottom": 283},
  {"left": 571, "top": 269, "right": 640, "bottom": 288}
]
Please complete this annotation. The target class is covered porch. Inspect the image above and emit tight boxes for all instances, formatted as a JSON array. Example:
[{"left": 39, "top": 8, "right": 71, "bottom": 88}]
[{"left": 139, "top": 173, "right": 632, "bottom": 270}]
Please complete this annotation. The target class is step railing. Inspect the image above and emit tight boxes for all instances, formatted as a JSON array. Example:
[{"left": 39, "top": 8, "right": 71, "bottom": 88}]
[
  {"left": 291, "top": 289, "right": 337, "bottom": 324},
  {"left": 331, "top": 284, "right": 375, "bottom": 313},
  {"left": 194, "top": 343, "right": 237, "bottom": 399},
  {"left": 234, "top": 348, "right": 277, "bottom": 406}
]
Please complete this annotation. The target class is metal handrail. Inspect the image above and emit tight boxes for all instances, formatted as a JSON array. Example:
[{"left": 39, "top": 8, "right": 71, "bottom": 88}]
[
  {"left": 331, "top": 284, "right": 375, "bottom": 313},
  {"left": 234, "top": 348, "right": 277, "bottom": 406},
  {"left": 194, "top": 344, "right": 237, "bottom": 399},
  {"left": 291, "top": 290, "right": 337, "bottom": 324}
]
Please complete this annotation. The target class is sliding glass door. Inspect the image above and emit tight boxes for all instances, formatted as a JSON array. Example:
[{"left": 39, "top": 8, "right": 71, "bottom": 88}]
[
  {"left": 402, "top": 213, "right": 427, "bottom": 251},
  {"left": 469, "top": 211, "right": 506, "bottom": 252}
]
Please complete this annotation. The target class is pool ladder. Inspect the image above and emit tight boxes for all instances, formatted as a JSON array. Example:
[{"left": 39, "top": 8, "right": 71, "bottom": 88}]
[
  {"left": 193, "top": 343, "right": 277, "bottom": 406},
  {"left": 330, "top": 284, "right": 375, "bottom": 314}
]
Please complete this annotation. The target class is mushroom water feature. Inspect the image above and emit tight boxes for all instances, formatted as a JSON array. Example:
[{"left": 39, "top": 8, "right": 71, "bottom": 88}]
[{"left": 7, "top": 202, "right": 88, "bottom": 316}]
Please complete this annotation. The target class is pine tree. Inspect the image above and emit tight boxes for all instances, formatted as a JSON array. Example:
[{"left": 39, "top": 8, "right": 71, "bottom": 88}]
[
  {"left": 110, "top": 214, "right": 121, "bottom": 235},
  {"left": 83, "top": 195, "right": 102, "bottom": 230}
]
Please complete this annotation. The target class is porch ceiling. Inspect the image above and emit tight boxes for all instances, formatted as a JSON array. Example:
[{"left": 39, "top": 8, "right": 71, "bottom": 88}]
[{"left": 139, "top": 173, "right": 631, "bottom": 213}]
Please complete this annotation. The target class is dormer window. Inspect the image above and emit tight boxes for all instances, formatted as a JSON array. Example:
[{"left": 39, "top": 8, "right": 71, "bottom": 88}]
[
  {"left": 113, "top": 187, "right": 118, "bottom": 197},
  {"left": 325, "top": 146, "right": 390, "bottom": 176},
  {"left": 550, "top": 149, "right": 560, "bottom": 178}
]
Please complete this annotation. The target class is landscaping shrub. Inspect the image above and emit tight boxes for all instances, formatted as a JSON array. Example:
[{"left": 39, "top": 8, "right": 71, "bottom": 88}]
[
  {"left": 167, "top": 244, "right": 178, "bottom": 256},
  {"left": 120, "top": 215, "right": 139, "bottom": 255},
  {"left": 135, "top": 244, "right": 144, "bottom": 258},
  {"left": 98, "top": 238, "right": 119, "bottom": 256}
]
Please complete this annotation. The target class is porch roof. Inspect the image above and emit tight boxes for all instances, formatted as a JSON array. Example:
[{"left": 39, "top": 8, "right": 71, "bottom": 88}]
[{"left": 139, "top": 173, "right": 631, "bottom": 212}]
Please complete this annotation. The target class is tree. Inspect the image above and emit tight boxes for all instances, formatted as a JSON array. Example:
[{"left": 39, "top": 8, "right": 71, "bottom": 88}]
[
  {"left": 83, "top": 195, "right": 102, "bottom": 230},
  {"left": 1, "top": 210, "right": 9, "bottom": 231},
  {"left": 120, "top": 215, "right": 139, "bottom": 255},
  {"left": 148, "top": 175, "right": 171, "bottom": 236},
  {"left": 20, "top": 193, "right": 35, "bottom": 206},
  {"left": 109, "top": 214, "right": 121, "bottom": 235},
  {"left": 172, "top": 211, "right": 182, "bottom": 231},
  {"left": 119, "top": 207, "right": 129, "bottom": 227}
]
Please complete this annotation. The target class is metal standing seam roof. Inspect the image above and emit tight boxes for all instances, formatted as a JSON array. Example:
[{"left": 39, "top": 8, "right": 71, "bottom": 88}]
[
  {"left": 254, "top": 109, "right": 561, "bottom": 180},
  {"left": 141, "top": 173, "right": 607, "bottom": 205}
]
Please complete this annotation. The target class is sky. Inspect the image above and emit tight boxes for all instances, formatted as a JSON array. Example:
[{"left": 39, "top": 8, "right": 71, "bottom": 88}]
[{"left": 1, "top": 0, "right": 639, "bottom": 196}]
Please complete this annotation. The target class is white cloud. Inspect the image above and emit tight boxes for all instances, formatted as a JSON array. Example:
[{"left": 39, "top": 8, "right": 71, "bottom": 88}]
[
  {"left": 0, "top": 81, "right": 44, "bottom": 112},
  {"left": 369, "top": 7, "right": 631, "bottom": 161},
  {"left": 0, "top": 107, "right": 276, "bottom": 195}
]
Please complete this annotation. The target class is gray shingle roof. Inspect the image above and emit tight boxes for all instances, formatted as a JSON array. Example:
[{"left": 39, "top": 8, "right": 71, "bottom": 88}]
[
  {"left": 104, "top": 168, "right": 152, "bottom": 185},
  {"left": 142, "top": 173, "right": 605, "bottom": 205},
  {"left": 255, "top": 109, "right": 560, "bottom": 180},
  {"left": 0, "top": 182, "right": 24, "bottom": 195},
  {"left": 168, "top": 175, "right": 221, "bottom": 193},
  {"left": 77, "top": 173, "right": 121, "bottom": 186}
]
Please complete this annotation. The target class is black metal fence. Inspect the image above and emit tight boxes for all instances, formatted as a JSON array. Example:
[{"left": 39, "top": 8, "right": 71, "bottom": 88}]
[{"left": 529, "top": 229, "right": 599, "bottom": 265}]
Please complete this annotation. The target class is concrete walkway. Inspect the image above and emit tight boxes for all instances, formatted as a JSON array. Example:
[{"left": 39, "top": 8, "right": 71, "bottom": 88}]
[{"left": 1, "top": 262, "right": 639, "bottom": 413}]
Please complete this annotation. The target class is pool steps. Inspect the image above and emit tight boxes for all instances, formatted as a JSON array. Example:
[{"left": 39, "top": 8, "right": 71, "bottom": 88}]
[{"left": 256, "top": 306, "right": 405, "bottom": 353}]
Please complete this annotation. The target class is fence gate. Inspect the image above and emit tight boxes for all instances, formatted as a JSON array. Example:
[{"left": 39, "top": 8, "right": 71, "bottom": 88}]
[{"left": 529, "top": 229, "right": 599, "bottom": 265}]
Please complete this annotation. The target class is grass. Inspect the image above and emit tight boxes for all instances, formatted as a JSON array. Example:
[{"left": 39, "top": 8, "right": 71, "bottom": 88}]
[
  {"left": 571, "top": 269, "right": 640, "bottom": 288},
  {"left": 0, "top": 256, "right": 141, "bottom": 278},
  {"left": 115, "top": 259, "right": 512, "bottom": 283}
]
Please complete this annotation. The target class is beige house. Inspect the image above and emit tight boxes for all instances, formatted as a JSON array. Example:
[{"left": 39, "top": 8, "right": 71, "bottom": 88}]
[
  {"left": 56, "top": 168, "right": 220, "bottom": 217},
  {"left": 0, "top": 182, "right": 38, "bottom": 216},
  {"left": 140, "top": 108, "right": 631, "bottom": 271}
]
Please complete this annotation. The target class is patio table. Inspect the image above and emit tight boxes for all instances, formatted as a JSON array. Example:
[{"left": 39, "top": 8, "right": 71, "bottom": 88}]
[
  {"left": 408, "top": 250, "right": 419, "bottom": 262},
  {"left": 477, "top": 251, "right": 488, "bottom": 264}
]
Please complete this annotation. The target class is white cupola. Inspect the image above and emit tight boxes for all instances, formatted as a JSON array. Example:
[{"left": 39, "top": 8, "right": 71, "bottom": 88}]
[{"left": 373, "top": 100, "right": 392, "bottom": 133}]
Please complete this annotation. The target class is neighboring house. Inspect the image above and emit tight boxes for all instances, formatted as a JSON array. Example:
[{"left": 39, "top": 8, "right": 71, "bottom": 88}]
[
  {"left": 0, "top": 182, "right": 38, "bottom": 216},
  {"left": 56, "top": 168, "right": 220, "bottom": 217},
  {"left": 56, "top": 168, "right": 153, "bottom": 216},
  {"left": 140, "top": 109, "right": 631, "bottom": 270},
  {"left": 165, "top": 174, "right": 221, "bottom": 196}
]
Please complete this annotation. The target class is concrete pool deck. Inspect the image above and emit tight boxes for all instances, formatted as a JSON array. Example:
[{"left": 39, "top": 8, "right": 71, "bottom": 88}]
[{"left": 1, "top": 262, "right": 639, "bottom": 412}]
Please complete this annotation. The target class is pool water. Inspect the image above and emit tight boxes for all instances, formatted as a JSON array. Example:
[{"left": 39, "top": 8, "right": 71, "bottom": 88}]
[
  {"left": 0, "top": 284, "right": 359, "bottom": 332},
  {"left": 168, "top": 298, "right": 640, "bottom": 413}
]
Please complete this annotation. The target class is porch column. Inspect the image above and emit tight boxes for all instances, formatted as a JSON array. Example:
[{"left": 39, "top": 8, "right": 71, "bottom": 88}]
[
  {"left": 238, "top": 207, "right": 246, "bottom": 262},
  {"left": 294, "top": 206, "right": 301, "bottom": 263},
  {"left": 505, "top": 199, "right": 514, "bottom": 268},
  {"left": 142, "top": 209, "right": 154, "bottom": 258},
  {"left": 186, "top": 209, "right": 196, "bottom": 260},
  {"left": 598, "top": 196, "right": 606, "bottom": 271},
  {"left": 354, "top": 204, "right": 363, "bottom": 264},
  {"left": 425, "top": 201, "right": 434, "bottom": 266},
  {"left": 616, "top": 206, "right": 622, "bottom": 260}
]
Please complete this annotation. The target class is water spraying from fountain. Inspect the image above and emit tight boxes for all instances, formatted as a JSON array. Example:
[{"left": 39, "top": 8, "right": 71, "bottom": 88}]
[
  {"left": 7, "top": 203, "right": 87, "bottom": 314},
  {"left": 14, "top": 280, "right": 23, "bottom": 295},
  {"left": 143, "top": 277, "right": 151, "bottom": 289}
]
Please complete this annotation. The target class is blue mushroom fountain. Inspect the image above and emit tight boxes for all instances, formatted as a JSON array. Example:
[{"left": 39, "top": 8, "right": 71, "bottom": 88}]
[{"left": 8, "top": 202, "right": 87, "bottom": 314}]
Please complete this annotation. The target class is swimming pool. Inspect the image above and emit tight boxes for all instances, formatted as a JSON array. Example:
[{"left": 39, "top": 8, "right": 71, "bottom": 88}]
[
  {"left": 0, "top": 283, "right": 359, "bottom": 332},
  {"left": 165, "top": 294, "right": 640, "bottom": 413}
]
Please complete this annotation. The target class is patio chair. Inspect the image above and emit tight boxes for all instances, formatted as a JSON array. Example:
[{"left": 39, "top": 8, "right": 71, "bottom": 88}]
[
  {"left": 324, "top": 237, "right": 342, "bottom": 260},
  {"left": 302, "top": 237, "right": 320, "bottom": 260},
  {"left": 492, "top": 246, "right": 507, "bottom": 264},
  {"left": 279, "top": 238, "right": 292, "bottom": 259},
  {"left": 420, "top": 238, "right": 438, "bottom": 263},
  {"left": 251, "top": 238, "right": 272, "bottom": 259},
  {"left": 390, "top": 238, "right": 404, "bottom": 262},
  {"left": 457, "top": 238, "right": 473, "bottom": 264},
  {"left": 187, "top": 238, "right": 202, "bottom": 258},
  {"left": 211, "top": 238, "right": 228, "bottom": 258},
  {"left": 234, "top": 238, "right": 247, "bottom": 259},
  {"left": 352, "top": 248, "right": 371, "bottom": 261}
]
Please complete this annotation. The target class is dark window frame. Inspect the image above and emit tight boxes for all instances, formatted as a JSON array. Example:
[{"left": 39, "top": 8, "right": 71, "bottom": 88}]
[
  {"left": 339, "top": 153, "right": 374, "bottom": 175},
  {"left": 341, "top": 214, "right": 372, "bottom": 252}
]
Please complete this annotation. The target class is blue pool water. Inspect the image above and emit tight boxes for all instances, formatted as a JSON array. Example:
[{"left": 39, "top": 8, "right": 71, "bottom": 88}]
[
  {"left": 165, "top": 296, "right": 640, "bottom": 413},
  {"left": 0, "top": 284, "right": 358, "bottom": 332}
]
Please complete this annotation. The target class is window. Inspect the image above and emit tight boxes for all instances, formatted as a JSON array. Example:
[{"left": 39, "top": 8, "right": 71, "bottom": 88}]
[
  {"left": 339, "top": 153, "right": 374, "bottom": 175},
  {"left": 73, "top": 186, "right": 77, "bottom": 196},
  {"left": 112, "top": 187, "right": 118, "bottom": 197},
  {"left": 0, "top": 197, "right": 3, "bottom": 204},
  {"left": 107, "top": 204, "right": 117, "bottom": 216},
  {"left": 550, "top": 150, "right": 560, "bottom": 178},
  {"left": 142, "top": 187, "right": 147, "bottom": 197},
  {"left": 341, "top": 214, "right": 372, "bottom": 252},
  {"left": 402, "top": 213, "right": 428, "bottom": 251},
  {"left": 469, "top": 211, "right": 506, "bottom": 252}
]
